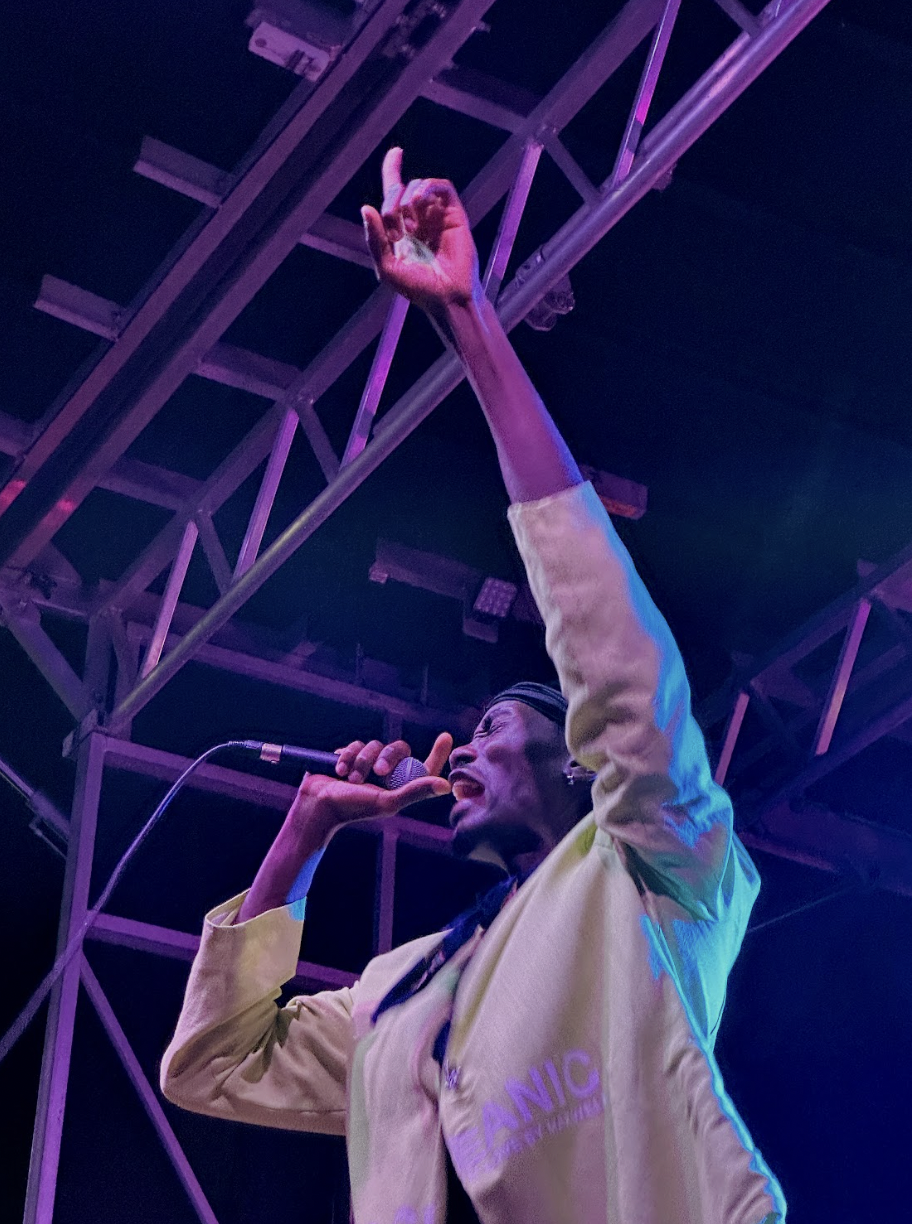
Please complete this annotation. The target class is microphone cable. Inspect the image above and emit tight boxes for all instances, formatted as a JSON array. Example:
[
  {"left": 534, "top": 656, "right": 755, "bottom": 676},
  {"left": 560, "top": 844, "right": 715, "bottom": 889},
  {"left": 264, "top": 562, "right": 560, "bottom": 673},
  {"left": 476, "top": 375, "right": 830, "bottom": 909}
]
[
  {"left": 0, "top": 735, "right": 434, "bottom": 1067},
  {"left": 0, "top": 740, "right": 247, "bottom": 1069}
]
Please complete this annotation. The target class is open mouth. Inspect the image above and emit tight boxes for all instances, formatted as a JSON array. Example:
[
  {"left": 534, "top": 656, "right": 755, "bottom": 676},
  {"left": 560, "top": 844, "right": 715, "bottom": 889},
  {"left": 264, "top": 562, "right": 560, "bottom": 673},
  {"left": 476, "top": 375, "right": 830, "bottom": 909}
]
[
  {"left": 451, "top": 778, "right": 484, "bottom": 803},
  {"left": 449, "top": 772, "right": 485, "bottom": 822}
]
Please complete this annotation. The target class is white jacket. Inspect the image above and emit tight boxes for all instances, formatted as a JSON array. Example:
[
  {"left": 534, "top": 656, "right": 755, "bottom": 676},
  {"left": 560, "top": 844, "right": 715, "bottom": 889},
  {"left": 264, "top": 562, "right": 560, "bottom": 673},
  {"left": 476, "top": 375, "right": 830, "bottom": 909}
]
[{"left": 161, "top": 483, "right": 786, "bottom": 1224}]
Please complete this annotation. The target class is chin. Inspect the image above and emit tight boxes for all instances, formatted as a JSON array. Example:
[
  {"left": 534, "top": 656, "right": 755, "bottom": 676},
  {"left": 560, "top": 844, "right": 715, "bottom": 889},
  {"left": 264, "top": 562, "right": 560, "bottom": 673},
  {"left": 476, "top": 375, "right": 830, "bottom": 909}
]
[{"left": 452, "top": 816, "right": 539, "bottom": 871}]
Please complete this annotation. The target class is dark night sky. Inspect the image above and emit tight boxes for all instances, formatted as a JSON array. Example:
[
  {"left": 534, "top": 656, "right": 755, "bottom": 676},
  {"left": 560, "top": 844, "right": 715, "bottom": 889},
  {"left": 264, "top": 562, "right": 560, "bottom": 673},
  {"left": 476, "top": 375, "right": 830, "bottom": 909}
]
[{"left": 1, "top": 2, "right": 912, "bottom": 1221}]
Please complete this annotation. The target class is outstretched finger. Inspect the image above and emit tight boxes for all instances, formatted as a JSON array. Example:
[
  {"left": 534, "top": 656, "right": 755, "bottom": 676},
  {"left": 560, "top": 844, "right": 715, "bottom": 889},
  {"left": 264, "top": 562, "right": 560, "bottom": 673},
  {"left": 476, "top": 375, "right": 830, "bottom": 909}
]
[
  {"left": 424, "top": 732, "right": 454, "bottom": 778},
  {"left": 381, "top": 146, "right": 404, "bottom": 200}
]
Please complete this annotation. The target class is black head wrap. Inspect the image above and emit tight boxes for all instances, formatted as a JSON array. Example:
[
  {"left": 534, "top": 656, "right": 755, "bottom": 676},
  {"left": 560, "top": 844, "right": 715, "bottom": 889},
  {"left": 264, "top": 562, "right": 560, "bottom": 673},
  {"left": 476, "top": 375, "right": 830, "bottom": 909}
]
[{"left": 485, "top": 681, "right": 567, "bottom": 727}]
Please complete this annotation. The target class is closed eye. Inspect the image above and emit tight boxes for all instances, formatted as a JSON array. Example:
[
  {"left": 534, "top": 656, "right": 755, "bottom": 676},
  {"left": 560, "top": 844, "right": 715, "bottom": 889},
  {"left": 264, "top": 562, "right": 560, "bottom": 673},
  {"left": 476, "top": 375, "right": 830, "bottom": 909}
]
[{"left": 473, "top": 713, "right": 505, "bottom": 741}]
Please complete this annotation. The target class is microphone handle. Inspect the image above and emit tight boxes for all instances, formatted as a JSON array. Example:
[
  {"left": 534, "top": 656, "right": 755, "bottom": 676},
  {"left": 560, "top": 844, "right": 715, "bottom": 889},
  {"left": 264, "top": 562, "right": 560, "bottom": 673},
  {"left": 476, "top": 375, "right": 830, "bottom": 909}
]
[
  {"left": 237, "top": 741, "right": 428, "bottom": 790},
  {"left": 274, "top": 745, "right": 340, "bottom": 771}
]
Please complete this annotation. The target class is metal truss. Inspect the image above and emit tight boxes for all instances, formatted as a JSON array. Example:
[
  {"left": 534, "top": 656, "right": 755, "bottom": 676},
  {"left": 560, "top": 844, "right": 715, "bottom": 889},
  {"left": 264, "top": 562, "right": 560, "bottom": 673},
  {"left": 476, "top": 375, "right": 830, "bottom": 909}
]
[
  {"left": 0, "top": 1, "right": 853, "bottom": 1221},
  {"left": 20, "top": 729, "right": 447, "bottom": 1224},
  {"left": 700, "top": 536, "right": 912, "bottom": 895},
  {"left": 18, "top": 0, "right": 831, "bottom": 742}
]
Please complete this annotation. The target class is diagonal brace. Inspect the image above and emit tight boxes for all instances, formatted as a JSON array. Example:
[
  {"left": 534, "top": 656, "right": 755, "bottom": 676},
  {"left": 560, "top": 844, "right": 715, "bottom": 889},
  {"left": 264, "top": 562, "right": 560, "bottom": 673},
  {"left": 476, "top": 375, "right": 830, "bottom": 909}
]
[
  {"left": 80, "top": 956, "right": 220, "bottom": 1224},
  {"left": 105, "top": 0, "right": 834, "bottom": 734},
  {"left": 0, "top": 588, "right": 94, "bottom": 720}
]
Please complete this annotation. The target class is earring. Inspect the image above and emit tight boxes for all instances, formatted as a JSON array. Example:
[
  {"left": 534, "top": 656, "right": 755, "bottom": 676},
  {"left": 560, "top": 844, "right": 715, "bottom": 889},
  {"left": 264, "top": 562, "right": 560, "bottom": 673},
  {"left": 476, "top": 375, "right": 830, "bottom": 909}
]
[{"left": 563, "top": 761, "right": 596, "bottom": 786}]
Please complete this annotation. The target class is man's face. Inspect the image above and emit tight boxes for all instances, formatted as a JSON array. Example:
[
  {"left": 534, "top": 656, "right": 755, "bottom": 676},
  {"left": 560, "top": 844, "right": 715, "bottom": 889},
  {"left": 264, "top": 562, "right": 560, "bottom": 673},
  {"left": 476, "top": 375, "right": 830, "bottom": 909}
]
[{"left": 447, "top": 700, "right": 572, "bottom": 865}]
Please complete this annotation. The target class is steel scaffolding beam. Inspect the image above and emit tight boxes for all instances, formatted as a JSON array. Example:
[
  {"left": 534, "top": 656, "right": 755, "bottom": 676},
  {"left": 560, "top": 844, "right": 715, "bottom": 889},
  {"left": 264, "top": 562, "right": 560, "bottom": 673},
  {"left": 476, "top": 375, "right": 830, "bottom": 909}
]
[
  {"left": 80, "top": 957, "right": 220, "bottom": 1224},
  {"left": 0, "top": 588, "right": 93, "bottom": 720},
  {"left": 105, "top": 0, "right": 833, "bottom": 734},
  {"left": 0, "top": 564, "right": 479, "bottom": 734},
  {"left": 38, "top": 0, "right": 667, "bottom": 626},
  {"left": 701, "top": 537, "right": 912, "bottom": 807},
  {"left": 85, "top": 916, "right": 358, "bottom": 991},
  {"left": 0, "top": 0, "right": 499, "bottom": 570},
  {"left": 23, "top": 732, "right": 105, "bottom": 1224},
  {"left": 5, "top": 4, "right": 878, "bottom": 1222}
]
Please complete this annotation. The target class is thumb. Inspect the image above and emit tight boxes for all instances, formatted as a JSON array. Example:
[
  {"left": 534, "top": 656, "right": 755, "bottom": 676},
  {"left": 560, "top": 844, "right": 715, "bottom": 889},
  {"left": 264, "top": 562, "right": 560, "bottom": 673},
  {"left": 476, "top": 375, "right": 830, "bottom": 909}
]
[
  {"left": 384, "top": 773, "right": 452, "bottom": 812},
  {"left": 361, "top": 205, "right": 390, "bottom": 269},
  {"left": 424, "top": 731, "right": 454, "bottom": 777}
]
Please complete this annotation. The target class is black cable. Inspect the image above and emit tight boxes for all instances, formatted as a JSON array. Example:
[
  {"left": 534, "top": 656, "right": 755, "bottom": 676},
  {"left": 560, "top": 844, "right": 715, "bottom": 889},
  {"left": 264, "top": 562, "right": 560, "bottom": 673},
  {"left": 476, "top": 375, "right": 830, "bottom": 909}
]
[
  {"left": 0, "top": 740, "right": 246, "bottom": 1068},
  {"left": 746, "top": 880, "right": 863, "bottom": 936}
]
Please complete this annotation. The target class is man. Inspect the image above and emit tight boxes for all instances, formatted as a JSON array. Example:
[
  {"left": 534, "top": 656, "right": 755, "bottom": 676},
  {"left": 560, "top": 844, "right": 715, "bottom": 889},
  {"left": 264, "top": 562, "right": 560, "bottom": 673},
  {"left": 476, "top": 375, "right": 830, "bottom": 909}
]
[{"left": 161, "top": 150, "right": 785, "bottom": 1224}]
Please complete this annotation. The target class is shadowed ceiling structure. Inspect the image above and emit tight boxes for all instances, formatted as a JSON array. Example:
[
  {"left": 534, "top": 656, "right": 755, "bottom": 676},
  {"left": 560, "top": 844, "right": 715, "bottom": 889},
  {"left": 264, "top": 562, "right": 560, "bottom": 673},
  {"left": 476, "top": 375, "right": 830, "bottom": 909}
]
[{"left": 1, "top": 2, "right": 911, "bottom": 1222}]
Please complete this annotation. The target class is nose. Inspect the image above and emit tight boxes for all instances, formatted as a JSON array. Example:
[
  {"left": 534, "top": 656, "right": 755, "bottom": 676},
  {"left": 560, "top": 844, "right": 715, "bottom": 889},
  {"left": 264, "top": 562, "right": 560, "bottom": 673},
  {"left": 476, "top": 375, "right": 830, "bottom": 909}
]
[{"left": 448, "top": 740, "right": 477, "bottom": 771}]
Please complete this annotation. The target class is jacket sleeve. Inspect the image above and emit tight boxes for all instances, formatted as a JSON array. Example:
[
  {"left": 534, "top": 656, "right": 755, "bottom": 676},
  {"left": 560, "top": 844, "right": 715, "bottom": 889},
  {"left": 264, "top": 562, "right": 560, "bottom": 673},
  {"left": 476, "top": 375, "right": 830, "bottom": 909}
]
[
  {"left": 509, "top": 482, "right": 749, "bottom": 920},
  {"left": 160, "top": 892, "right": 355, "bottom": 1135}
]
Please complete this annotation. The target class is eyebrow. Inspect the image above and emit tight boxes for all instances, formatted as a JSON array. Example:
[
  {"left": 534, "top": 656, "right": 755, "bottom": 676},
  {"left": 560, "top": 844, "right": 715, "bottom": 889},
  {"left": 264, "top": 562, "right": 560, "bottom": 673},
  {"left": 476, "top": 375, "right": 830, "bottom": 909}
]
[{"left": 476, "top": 705, "right": 512, "bottom": 731}]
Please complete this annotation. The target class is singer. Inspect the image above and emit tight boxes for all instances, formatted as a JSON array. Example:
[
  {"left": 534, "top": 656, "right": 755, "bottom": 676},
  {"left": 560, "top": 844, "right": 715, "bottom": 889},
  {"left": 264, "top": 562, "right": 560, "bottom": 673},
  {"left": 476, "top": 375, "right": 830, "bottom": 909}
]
[{"left": 161, "top": 151, "right": 785, "bottom": 1224}]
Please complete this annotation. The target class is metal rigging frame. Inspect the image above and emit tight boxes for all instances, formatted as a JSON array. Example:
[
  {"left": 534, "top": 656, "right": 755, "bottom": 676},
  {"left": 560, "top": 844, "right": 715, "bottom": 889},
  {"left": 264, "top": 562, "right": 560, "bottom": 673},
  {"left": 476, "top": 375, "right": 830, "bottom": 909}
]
[{"left": 9, "top": 2, "right": 909, "bottom": 1221}]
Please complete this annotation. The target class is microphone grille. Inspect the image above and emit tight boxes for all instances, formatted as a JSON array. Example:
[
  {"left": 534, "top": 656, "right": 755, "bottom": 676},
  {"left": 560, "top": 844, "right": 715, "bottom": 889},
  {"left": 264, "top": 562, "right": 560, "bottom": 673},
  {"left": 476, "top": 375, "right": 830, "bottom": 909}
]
[{"left": 385, "top": 757, "right": 428, "bottom": 791}]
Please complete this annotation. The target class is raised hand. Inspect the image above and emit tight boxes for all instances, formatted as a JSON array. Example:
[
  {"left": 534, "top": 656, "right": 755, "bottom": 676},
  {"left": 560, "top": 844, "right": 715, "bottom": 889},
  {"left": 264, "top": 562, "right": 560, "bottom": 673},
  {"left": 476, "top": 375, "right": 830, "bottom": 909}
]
[{"left": 360, "top": 148, "right": 480, "bottom": 312}]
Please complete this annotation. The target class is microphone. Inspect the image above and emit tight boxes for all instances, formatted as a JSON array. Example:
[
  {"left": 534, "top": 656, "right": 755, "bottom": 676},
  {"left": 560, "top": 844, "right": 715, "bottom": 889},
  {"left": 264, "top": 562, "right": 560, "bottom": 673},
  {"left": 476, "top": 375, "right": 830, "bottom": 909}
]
[{"left": 236, "top": 740, "right": 429, "bottom": 791}]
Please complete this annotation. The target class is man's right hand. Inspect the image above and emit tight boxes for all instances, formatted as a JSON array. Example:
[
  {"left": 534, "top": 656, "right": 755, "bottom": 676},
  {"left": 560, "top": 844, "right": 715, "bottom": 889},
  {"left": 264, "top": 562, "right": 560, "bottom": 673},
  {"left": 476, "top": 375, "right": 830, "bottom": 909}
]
[
  {"left": 291, "top": 732, "right": 453, "bottom": 841},
  {"left": 236, "top": 733, "right": 453, "bottom": 923}
]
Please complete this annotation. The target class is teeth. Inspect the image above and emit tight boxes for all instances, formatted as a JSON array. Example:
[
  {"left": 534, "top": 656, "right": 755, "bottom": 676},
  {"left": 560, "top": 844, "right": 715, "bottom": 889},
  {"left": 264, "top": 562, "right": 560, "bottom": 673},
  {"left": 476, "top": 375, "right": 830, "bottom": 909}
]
[{"left": 452, "top": 780, "right": 482, "bottom": 802}]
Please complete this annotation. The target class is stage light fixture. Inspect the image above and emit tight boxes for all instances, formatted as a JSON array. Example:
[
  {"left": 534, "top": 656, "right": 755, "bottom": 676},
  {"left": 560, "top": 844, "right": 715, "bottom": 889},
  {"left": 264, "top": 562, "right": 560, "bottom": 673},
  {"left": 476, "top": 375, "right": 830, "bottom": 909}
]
[
  {"left": 246, "top": 2, "right": 361, "bottom": 80},
  {"left": 472, "top": 577, "right": 518, "bottom": 620}
]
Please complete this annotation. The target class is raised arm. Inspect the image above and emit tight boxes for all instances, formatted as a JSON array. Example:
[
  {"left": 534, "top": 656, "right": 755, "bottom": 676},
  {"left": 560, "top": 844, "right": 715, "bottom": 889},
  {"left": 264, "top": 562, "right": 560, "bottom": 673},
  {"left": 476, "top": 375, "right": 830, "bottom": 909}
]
[
  {"left": 361, "top": 148, "right": 580, "bottom": 504},
  {"left": 363, "top": 150, "right": 752, "bottom": 918}
]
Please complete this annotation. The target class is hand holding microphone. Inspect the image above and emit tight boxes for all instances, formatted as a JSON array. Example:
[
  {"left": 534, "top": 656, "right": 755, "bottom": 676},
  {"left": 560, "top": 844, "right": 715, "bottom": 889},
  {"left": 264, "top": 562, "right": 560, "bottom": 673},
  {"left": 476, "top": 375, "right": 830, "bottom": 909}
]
[
  {"left": 285, "top": 732, "right": 453, "bottom": 840},
  {"left": 332, "top": 736, "right": 445, "bottom": 788},
  {"left": 235, "top": 732, "right": 454, "bottom": 923}
]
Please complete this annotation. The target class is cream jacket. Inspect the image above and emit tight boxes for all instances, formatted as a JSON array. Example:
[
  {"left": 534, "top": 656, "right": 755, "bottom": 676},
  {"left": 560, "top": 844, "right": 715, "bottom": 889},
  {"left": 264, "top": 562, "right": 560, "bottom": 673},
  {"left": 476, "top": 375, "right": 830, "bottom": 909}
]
[{"left": 161, "top": 483, "right": 786, "bottom": 1224}]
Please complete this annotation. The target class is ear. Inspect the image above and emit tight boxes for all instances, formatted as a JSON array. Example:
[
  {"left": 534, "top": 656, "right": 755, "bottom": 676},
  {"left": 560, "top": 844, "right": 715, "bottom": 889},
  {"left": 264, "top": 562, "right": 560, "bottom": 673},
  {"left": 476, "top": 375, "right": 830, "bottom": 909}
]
[{"left": 562, "top": 758, "right": 596, "bottom": 787}]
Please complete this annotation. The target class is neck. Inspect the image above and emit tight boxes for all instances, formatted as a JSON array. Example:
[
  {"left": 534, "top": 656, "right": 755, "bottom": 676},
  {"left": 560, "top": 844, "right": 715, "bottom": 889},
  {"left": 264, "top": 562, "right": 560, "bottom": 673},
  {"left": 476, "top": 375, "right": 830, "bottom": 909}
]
[{"left": 507, "top": 846, "right": 550, "bottom": 879}]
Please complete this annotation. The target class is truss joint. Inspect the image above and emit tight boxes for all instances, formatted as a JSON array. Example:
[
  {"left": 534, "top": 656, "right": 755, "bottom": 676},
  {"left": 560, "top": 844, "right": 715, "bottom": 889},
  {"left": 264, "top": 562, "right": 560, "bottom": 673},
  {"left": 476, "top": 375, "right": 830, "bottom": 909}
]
[{"left": 62, "top": 708, "right": 107, "bottom": 762}]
